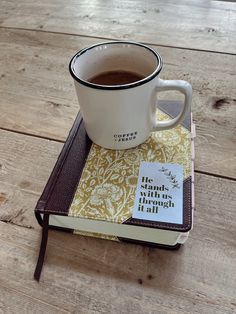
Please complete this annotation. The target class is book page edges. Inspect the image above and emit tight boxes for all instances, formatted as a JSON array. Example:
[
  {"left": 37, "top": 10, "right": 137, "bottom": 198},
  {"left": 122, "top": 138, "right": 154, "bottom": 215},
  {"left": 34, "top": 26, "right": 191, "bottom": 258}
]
[{"left": 47, "top": 214, "right": 189, "bottom": 246}]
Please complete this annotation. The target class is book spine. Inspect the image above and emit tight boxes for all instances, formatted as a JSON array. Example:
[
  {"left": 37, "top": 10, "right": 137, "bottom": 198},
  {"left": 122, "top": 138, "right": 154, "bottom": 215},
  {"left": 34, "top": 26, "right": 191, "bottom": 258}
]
[{"left": 35, "top": 112, "right": 83, "bottom": 220}]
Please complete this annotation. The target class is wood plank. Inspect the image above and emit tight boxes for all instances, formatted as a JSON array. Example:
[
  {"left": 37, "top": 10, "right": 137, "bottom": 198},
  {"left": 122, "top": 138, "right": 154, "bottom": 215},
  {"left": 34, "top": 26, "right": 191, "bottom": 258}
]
[
  {"left": 1, "top": 0, "right": 236, "bottom": 53},
  {"left": 0, "top": 168, "right": 236, "bottom": 314},
  {"left": 0, "top": 284, "right": 70, "bottom": 314},
  {"left": 0, "top": 130, "right": 62, "bottom": 228},
  {"left": 0, "top": 29, "right": 236, "bottom": 178}
]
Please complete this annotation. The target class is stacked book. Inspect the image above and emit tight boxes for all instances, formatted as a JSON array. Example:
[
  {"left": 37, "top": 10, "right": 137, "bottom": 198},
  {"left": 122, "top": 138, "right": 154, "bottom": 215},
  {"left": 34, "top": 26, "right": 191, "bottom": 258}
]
[{"left": 34, "top": 101, "right": 195, "bottom": 280}]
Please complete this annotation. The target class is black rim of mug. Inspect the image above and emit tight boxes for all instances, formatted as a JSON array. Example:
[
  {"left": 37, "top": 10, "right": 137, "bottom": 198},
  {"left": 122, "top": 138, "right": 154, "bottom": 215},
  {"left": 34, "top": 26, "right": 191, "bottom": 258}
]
[{"left": 69, "top": 41, "right": 163, "bottom": 90}]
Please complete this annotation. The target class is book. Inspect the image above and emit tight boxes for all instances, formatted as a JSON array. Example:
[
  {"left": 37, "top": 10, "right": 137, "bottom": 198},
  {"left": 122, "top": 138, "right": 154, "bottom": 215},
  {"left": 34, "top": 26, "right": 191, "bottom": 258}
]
[{"left": 34, "top": 101, "right": 195, "bottom": 280}]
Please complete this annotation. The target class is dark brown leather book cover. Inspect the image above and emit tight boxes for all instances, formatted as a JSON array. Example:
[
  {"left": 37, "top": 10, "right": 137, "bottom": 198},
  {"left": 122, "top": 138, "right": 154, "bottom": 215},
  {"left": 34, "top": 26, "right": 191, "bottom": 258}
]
[{"left": 35, "top": 101, "right": 194, "bottom": 233}]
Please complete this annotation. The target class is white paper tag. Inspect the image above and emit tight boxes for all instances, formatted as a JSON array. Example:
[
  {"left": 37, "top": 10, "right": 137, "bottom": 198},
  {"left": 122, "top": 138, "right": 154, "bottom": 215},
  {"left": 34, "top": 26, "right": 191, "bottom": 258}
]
[{"left": 132, "top": 162, "right": 183, "bottom": 224}]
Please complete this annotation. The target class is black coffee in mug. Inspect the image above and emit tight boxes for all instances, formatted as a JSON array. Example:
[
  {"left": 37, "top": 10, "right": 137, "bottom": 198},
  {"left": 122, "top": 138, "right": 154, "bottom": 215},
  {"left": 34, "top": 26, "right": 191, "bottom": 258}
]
[{"left": 88, "top": 70, "right": 145, "bottom": 85}]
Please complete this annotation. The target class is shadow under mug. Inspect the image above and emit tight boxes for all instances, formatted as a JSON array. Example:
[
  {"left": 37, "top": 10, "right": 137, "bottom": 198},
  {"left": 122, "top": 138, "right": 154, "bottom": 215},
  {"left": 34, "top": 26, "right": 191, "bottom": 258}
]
[{"left": 69, "top": 41, "right": 192, "bottom": 150}]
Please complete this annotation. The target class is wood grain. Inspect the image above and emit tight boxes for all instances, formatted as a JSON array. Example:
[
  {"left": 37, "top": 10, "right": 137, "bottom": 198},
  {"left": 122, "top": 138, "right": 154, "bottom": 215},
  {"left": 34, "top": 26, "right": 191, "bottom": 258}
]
[
  {"left": 0, "top": 284, "right": 70, "bottom": 314},
  {"left": 0, "top": 129, "right": 62, "bottom": 228},
  {"left": 1, "top": 0, "right": 236, "bottom": 53},
  {"left": 0, "top": 28, "right": 236, "bottom": 178}
]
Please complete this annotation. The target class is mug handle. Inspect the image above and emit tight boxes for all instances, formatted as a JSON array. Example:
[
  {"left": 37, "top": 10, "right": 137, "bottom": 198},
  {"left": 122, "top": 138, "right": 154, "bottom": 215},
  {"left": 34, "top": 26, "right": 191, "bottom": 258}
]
[{"left": 153, "top": 79, "right": 192, "bottom": 131}]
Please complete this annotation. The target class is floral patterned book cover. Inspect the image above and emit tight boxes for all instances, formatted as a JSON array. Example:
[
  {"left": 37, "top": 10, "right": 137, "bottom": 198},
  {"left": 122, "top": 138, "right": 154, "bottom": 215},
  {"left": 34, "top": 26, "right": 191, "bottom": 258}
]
[{"left": 68, "top": 108, "right": 195, "bottom": 242}]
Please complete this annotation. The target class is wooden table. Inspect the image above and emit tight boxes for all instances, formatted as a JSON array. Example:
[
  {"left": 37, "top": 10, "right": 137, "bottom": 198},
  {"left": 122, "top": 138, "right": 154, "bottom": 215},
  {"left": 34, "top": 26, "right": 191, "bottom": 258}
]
[{"left": 0, "top": 1, "right": 236, "bottom": 313}]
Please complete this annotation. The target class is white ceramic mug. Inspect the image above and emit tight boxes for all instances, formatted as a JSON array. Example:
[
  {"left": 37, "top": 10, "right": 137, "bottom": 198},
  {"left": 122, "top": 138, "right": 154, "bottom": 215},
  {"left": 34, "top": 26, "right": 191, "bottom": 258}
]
[{"left": 69, "top": 41, "right": 192, "bottom": 149}]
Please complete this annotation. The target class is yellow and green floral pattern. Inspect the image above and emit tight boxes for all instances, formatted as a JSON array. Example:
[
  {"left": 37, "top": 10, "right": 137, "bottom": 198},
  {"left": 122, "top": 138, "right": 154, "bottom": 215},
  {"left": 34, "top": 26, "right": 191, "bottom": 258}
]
[{"left": 69, "top": 110, "right": 191, "bottom": 226}]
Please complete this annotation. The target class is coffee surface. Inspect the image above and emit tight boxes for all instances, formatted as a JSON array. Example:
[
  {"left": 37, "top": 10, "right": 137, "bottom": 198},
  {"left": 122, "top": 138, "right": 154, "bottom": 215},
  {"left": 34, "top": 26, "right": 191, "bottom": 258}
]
[{"left": 88, "top": 70, "right": 145, "bottom": 85}]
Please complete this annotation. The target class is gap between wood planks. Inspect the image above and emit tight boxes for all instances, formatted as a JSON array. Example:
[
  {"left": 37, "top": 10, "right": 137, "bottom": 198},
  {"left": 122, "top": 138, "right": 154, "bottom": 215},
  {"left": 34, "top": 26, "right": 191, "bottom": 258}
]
[
  {"left": 0, "top": 126, "right": 235, "bottom": 185},
  {"left": 0, "top": 25, "right": 235, "bottom": 57},
  {"left": 0, "top": 126, "right": 65, "bottom": 143}
]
